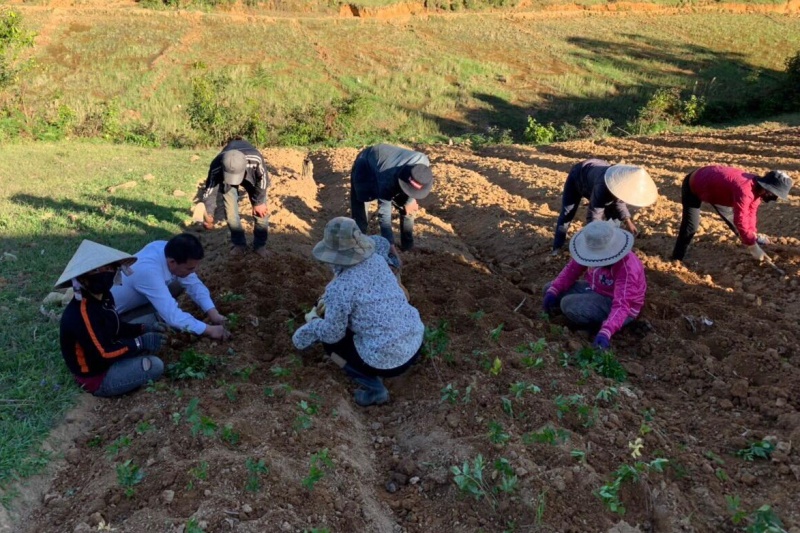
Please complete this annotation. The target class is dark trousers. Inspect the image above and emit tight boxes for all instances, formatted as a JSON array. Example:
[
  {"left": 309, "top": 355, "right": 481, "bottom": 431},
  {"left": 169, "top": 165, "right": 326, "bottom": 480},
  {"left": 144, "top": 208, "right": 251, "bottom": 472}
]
[
  {"left": 322, "top": 329, "right": 421, "bottom": 379},
  {"left": 223, "top": 186, "right": 268, "bottom": 249},
  {"left": 672, "top": 173, "right": 738, "bottom": 260},
  {"left": 553, "top": 177, "right": 616, "bottom": 251}
]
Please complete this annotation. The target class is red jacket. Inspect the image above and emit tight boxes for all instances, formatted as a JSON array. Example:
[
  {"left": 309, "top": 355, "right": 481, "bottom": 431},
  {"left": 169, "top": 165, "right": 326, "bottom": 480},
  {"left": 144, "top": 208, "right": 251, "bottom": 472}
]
[
  {"left": 690, "top": 166, "right": 761, "bottom": 246},
  {"left": 547, "top": 252, "right": 646, "bottom": 339}
]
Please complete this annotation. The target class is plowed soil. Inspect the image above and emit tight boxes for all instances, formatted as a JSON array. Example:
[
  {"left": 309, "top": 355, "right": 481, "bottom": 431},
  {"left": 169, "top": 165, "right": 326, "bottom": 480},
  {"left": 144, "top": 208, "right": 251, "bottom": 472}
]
[{"left": 23, "top": 127, "right": 800, "bottom": 533}]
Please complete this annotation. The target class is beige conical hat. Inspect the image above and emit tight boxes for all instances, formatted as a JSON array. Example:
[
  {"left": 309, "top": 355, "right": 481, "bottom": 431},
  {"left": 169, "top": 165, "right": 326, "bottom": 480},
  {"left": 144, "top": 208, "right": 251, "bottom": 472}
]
[
  {"left": 604, "top": 165, "right": 658, "bottom": 207},
  {"left": 55, "top": 240, "right": 137, "bottom": 288}
]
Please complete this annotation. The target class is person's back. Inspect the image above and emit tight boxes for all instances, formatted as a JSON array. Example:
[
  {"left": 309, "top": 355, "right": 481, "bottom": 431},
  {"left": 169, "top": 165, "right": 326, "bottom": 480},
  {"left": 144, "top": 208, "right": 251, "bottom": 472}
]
[
  {"left": 111, "top": 241, "right": 168, "bottom": 314},
  {"left": 691, "top": 165, "right": 757, "bottom": 208}
]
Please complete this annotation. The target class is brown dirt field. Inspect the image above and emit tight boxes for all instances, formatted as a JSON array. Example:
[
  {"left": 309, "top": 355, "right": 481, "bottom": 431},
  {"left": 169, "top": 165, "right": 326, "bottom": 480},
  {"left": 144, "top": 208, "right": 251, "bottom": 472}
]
[{"left": 19, "top": 127, "right": 800, "bottom": 533}]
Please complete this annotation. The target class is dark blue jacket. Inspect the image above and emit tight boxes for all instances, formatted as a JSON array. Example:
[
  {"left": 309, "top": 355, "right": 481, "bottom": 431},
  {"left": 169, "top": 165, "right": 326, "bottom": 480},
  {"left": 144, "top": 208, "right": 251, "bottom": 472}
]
[
  {"left": 202, "top": 140, "right": 269, "bottom": 213},
  {"left": 350, "top": 144, "right": 430, "bottom": 203}
]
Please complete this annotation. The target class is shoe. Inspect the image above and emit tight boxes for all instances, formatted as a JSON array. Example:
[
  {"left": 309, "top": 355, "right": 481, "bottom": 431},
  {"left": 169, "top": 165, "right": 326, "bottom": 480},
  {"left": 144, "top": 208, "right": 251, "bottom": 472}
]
[
  {"left": 254, "top": 247, "right": 272, "bottom": 259},
  {"left": 229, "top": 245, "right": 247, "bottom": 257},
  {"left": 354, "top": 386, "right": 389, "bottom": 407}
]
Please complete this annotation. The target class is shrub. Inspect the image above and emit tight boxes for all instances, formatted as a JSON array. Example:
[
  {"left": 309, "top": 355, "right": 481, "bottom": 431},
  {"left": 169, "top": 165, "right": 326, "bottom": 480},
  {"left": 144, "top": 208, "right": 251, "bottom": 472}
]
[
  {"left": 523, "top": 116, "right": 557, "bottom": 145},
  {"left": 0, "top": 9, "right": 35, "bottom": 88},
  {"left": 626, "top": 88, "right": 706, "bottom": 136}
]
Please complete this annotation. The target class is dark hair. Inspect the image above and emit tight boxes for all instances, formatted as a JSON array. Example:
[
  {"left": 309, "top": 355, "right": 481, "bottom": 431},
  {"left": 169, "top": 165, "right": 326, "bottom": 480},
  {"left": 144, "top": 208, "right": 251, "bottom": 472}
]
[{"left": 165, "top": 233, "right": 204, "bottom": 264}]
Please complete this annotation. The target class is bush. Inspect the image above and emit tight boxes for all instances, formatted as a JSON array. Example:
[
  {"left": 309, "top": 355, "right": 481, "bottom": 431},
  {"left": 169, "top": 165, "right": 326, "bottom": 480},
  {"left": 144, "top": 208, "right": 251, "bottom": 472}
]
[
  {"left": 523, "top": 116, "right": 557, "bottom": 145},
  {"left": 626, "top": 87, "right": 706, "bottom": 136},
  {"left": 0, "top": 9, "right": 35, "bottom": 88},
  {"left": 784, "top": 50, "right": 800, "bottom": 109}
]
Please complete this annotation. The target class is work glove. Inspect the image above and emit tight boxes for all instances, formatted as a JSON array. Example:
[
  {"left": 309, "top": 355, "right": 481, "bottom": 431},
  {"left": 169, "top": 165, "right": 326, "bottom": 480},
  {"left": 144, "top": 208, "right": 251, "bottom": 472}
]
[
  {"left": 142, "top": 322, "right": 168, "bottom": 334},
  {"left": 593, "top": 333, "right": 611, "bottom": 351},
  {"left": 316, "top": 298, "right": 326, "bottom": 318},
  {"left": 203, "top": 214, "right": 215, "bottom": 231},
  {"left": 748, "top": 244, "right": 767, "bottom": 262},
  {"left": 756, "top": 234, "right": 770, "bottom": 246},
  {"left": 305, "top": 307, "right": 320, "bottom": 324},
  {"left": 136, "top": 332, "right": 167, "bottom": 353},
  {"left": 542, "top": 293, "right": 558, "bottom": 313}
]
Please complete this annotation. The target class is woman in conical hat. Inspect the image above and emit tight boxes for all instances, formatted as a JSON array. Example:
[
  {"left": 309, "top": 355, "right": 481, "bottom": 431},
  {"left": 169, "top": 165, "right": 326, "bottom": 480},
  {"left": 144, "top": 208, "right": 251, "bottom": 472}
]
[
  {"left": 552, "top": 159, "right": 658, "bottom": 254},
  {"left": 543, "top": 220, "right": 647, "bottom": 351},
  {"left": 57, "top": 240, "right": 167, "bottom": 397}
]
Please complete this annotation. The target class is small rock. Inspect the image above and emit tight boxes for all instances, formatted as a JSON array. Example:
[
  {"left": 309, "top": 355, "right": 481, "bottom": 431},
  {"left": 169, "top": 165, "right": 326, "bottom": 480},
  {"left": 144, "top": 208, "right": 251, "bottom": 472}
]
[
  {"left": 88, "top": 512, "right": 105, "bottom": 526},
  {"left": 385, "top": 480, "right": 399, "bottom": 493},
  {"left": 776, "top": 441, "right": 792, "bottom": 454},
  {"left": 241, "top": 503, "right": 253, "bottom": 515},
  {"left": 43, "top": 493, "right": 60, "bottom": 506},
  {"left": 397, "top": 457, "right": 416, "bottom": 477},
  {"left": 161, "top": 490, "right": 174, "bottom": 504},
  {"left": 719, "top": 399, "right": 734, "bottom": 410},
  {"left": 446, "top": 413, "right": 460, "bottom": 428},
  {"left": 281, "top": 521, "right": 292, "bottom": 531},
  {"left": 729, "top": 380, "right": 749, "bottom": 399},
  {"left": 370, "top": 422, "right": 383, "bottom": 431},
  {"left": 73, "top": 524, "right": 91, "bottom": 533},
  {"left": 740, "top": 472, "right": 758, "bottom": 486},
  {"left": 65, "top": 448, "right": 81, "bottom": 465},
  {"left": 409, "top": 476, "right": 420, "bottom": 485},
  {"left": 625, "top": 362, "right": 644, "bottom": 378},
  {"left": 204, "top": 489, "right": 212, "bottom": 497}
]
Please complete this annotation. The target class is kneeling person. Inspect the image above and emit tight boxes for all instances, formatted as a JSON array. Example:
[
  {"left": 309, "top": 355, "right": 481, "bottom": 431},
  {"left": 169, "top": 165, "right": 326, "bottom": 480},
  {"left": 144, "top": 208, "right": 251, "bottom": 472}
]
[
  {"left": 292, "top": 217, "right": 424, "bottom": 407},
  {"left": 543, "top": 220, "right": 646, "bottom": 350},
  {"left": 57, "top": 240, "right": 167, "bottom": 397}
]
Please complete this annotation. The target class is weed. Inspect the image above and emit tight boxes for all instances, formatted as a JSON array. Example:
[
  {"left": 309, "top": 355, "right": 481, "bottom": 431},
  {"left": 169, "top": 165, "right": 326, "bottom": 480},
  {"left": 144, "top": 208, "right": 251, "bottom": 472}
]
[
  {"left": 736, "top": 441, "right": 775, "bottom": 461},
  {"left": 487, "top": 421, "right": 510, "bottom": 446},
  {"left": 302, "top": 449, "right": 333, "bottom": 491},
  {"left": 534, "top": 489, "right": 548, "bottom": 525},
  {"left": 571, "top": 347, "right": 628, "bottom": 382},
  {"left": 116, "top": 460, "right": 145, "bottom": 498},
  {"left": 509, "top": 382, "right": 541, "bottom": 399},
  {"left": 105, "top": 436, "right": 132, "bottom": 458},
  {"left": 0, "top": 9, "right": 35, "bottom": 89},
  {"left": 441, "top": 384, "right": 460, "bottom": 404},
  {"left": 168, "top": 349, "right": 216, "bottom": 380},
  {"left": 244, "top": 457, "right": 269, "bottom": 493},
  {"left": 220, "top": 424, "right": 240, "bottom": 446},
  {"left": 523, "top": 426, "right": 569, "bottom": 446},
  {"left": 488, "top": 323, "right": 504, "bottom": 343},
  {"left": 423, "top": 320, "right": 451, "bottom": 361}
]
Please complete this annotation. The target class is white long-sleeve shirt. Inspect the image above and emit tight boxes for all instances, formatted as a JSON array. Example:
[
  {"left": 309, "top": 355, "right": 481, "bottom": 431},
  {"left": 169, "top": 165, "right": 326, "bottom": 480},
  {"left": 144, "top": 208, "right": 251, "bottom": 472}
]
[{"left": 111, "top": 241, "right": 215, "bottom": 335}]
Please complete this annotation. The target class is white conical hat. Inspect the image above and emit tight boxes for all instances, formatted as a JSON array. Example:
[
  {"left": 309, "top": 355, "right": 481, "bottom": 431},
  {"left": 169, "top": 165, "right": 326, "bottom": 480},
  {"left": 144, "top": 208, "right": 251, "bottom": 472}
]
[
  {"left": 604, "top": 165, "right": 658, "bottom": 207},
  {"left": 55, "top": 240, "right": 137, "bottom": 288}
]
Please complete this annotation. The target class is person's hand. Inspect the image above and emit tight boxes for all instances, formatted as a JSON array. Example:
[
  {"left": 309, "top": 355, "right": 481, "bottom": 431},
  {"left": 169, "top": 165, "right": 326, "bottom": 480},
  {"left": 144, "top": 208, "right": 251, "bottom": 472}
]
[
  {"left": 593, "top": 333, "right": 611, "bottom": 351},
  {"left": 142, "top": 322, "right": 168, "bottom": 334},
  {"left": 542, "top": 293, "right": 558, "bottom": 313},
  {"left": 204, "top": 324, "right": 231, "bottom": 341},
  {"left": 203, "top": 214, "right": 215, "bottom": 231},
  {"left": 404, "top": 199, "right": 420, "bottom": 215},
  {"left": 305, "top": 307, "right": 320, "bottom": 323},
  {"left": 748, "top": 244, "right": 767, "bottom": 262},
  {"left": 253, "top": 204, "right": 268, "bottom": 218},
  {"left": 137, "top": 332, "right": 167, "bottom": 353},
  {"left": 756, "top": 234, "right": 770, "bottom": 246},
  {"left": 205, "top": 308, "right": 226, "bottom": 325},
  {"left": 624, "top": 219, "right": 639, "bottom": 237},
  {"left": 316, "top": 298, "right": 326, "bottom": 318}
]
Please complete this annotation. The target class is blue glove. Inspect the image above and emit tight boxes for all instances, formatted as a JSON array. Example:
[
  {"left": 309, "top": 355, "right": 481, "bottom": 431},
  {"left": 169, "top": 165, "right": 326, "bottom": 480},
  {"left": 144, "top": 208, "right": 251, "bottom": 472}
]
[
  {"left": 593, "top": 333, "right": 611, "bottom": 351},
  {"left": 542, "top": 293, "right": 558, "bottom": 313}
]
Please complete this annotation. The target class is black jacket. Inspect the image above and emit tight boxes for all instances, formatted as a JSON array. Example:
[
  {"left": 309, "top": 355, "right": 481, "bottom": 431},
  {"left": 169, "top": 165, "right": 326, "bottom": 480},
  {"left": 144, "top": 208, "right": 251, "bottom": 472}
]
[{"left": 202, "top": 140, "right": 269, "bottom": 214}]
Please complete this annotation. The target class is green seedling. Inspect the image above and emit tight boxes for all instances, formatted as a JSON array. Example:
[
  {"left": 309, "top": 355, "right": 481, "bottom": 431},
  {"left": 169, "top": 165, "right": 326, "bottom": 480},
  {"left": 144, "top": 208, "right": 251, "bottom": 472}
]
[
  {"left": 736, "top": 441, "right": 775, "bottom": 461},
  {"left": 554, "top": 394, "right": 595, "bottom": 426},
  {"left": 704, "top": 450, "right": 726, "bottom": 465},
  {"left": 596, "top": 386, "right": 619, "bottom": 403},
  {"left": 264, "top": 386, "right": 275, "bottom": 397},
  {"left": 489, "top": 323, "right": 504, "bottom": 343},
  {"left": 135, "top": 421, "right": 153, "bottom": 434},
  {"left": 220, "top": 424, "right": 240, "bottom": 446},
  {"left": 441, "top": 384, "right": 459, "bottom": 404},
  {"left": 747, "top": 505, "right": 785, "bottom": 533},
  {"left": 715, "top": 468, "right": 729, "bottom": 482},
  {"left": 244, "top": 457, "right": 269, "bottom": 493},
  {"left": 501, "top": 397, "right": 514, "bottom": 417},
  {"left": 572, "top": 347, "right": 627, "bottom": 382},
  {"left": 571, "top": 449, "right": 586, "bottom": 462},
  {"left": 233, "top": 366, "right": 254, "bottom": 381},
  {"left": 116, "top": 460, "right": 145, "bottom": 498},
  {"left": 168, "top": 348, "right": 216, "bottom": 380},
  {"left": 489, "top": 357, "right": 502, "bottom": 376},
  {"left": 226, "top": 313, "right": 240, "bottom": 330},
  {"left": 187, "top": 461, "right": 208, "bottom": 490},
  {"left": 86, "top": 435, "right": 102, "bottom": 448},
  {"left": 299, "top": 400, "right": 319, "bottom": 415},
  {"left": 463, "top": 384, "right": 474, "bottom": 404},
  {"left": 523, "top": 426, "right": 569, "bottom": 446},
  {"left": 516, "top": 339, "right": 547, "bottom": 356},
  {"left": 423, "top": 320, "right": 451, "bottom": 362},
  {"left": 293, "top": 414, "right": 313, "bottom": 432},
  {"left": 596, "top": 459, "right": 668, "bottom": 515},
  {"left": 224, "top": 383, "right": 238, "bottom": 402},
  {"left": 638, "top": 422, "right": 652, "bottom": 436},
  {"left": 286, "top": 318, "right": 296, "bottom": 334},
  {"left": 534, "top": 489, "right": 548, "bottom": 525},
  {"left": 105, "top": 435, "right": 132, "bottom": 458},
  {"left": 302, "top": 449, "right": 333, "bottom": 491},
  {"left": 451, "top": 454, "right": 493, "bottom": 505},
  {"left": 220, "top": 291, "right": 245, "bottom": 302},
  {"left": 727, "top": 495, "right": 748, "bottom": 525},
  {"left": 185, "top": 518, "right": 204, "bottom": 533},
  {"left": 470, "top": 310, "right": 486, "bottom": 321},
  {"left": 185, "top": 398, "right": 217, "bottom": 438},
  {"left": 493, "top": 458, "right": 518, "bottom": 495},
  {"left": 271, "top": 366, "right": 292, "bottom": 378},
  {"left": 487, "top": 421, "right": 510, "bottom": 445},
  {"left": 509, "top": 382, "right": 541, "bottom": 399}
]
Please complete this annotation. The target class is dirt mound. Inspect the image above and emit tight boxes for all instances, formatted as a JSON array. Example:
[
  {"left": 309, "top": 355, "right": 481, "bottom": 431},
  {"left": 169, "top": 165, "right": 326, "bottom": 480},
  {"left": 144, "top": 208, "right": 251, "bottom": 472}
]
[{"left": 21, "top": 127, "right": 800, "bottom": 532}]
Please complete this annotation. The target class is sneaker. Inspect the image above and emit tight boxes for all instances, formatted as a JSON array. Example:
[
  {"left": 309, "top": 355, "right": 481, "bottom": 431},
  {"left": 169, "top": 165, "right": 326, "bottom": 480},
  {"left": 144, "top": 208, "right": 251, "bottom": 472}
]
[
  {"left": 229, "top": 245, "right": 247, "bottom": 257},
  {"left": 354, "top": 387, "right": 389, "bottom": 407},
  {"left": 254, "top": 247, "right": 272, "bottom": 259}
]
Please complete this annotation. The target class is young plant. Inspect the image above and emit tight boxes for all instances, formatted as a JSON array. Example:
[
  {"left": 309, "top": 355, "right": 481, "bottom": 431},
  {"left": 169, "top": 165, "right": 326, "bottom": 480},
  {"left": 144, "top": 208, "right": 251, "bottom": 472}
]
[
  {"left": 244, "top": 457, "right": 269, "bottom": 493},
  {"left": 572, "top": 347, "right": 627, "bottom": 382},
  {"left": 736, "top": 441, "right": 775, "bottom": 461},
  {"left": 233, "top": 366, "right": 254, "bottom": 381},
  {"left": 184, "top": 398, "right": 217, "bottom": 438},
  {"left": 226, "top": 313, "right": 240, "bottom": 330},
  {"left": 523, "top": 426, "right": 569, "bottom": 446},
  {"left": 168, "top": 348, "right": 216, "bottom": 380},
  {"left": 487, "top": 421, "right": 510, "bottom": 446},
  {"left": 451, "top": 454, "right": 493, "bottom": 505},
  {"left": 470, "top": 310, "right": 486, "bottom": 321},
  {"left": 423, "top": 320, "right": 451, "bottom": 361},
  {"left": 516, "top": 339, "right": 547, "bottom": 369},
  {"left": 501, "top": 397, "right": 514, "bottom": 417},
  {"left": 220, "top": 291, "right": 245, "bottom": 303},
  {"left": 440, "top": 384, "right": 460, "bottom": 404},
  {"left": 596, "top": 459, "right": 668, "bottom": 515},
  {"left": 596, "top": 386, "right": 619, "bottom": 403},
  {"left": 185, "top": 518, "right": 204, "bottom": 533},
  {"left": 488, "top": 323, "right": 504, "bottom": 343},
  {"left": 187, "top": 461, "right": 209, "bottom": 490},
  {"left": 509, "top": 382, "right": 541, "bottom": 399},
  {"left": 302, "top": 449, "right": 333, "bottom": 491},
  {"left": 105, "top": 435, "right": 132, "bottom": 458},
  {"left": 489, "top": 357, "right": 503, "bottom": 377},
  {"left": 493, "top": 458, "right": 518, "bottom": 495},
  {"left": 220, "top": 424, "right": 240, "bottom": 446},
  {"left": 271, "top": 366, "right": 292, "bottom": 378},
  {"left": 116, "top": 460, "right": 145, "bottom": 498}
]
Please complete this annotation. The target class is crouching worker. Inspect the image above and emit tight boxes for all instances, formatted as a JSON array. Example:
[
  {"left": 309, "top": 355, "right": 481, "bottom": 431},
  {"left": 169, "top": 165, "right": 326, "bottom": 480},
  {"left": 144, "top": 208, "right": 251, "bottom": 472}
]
[
  {"left": 57, "top": 240, "right": 168, "bottom": 397},
  {"left": 543, "top": 220, "right": 646, "bottom": 350},
  {"left": 292, "top": 217, "right": 424, "bottom": 407}
]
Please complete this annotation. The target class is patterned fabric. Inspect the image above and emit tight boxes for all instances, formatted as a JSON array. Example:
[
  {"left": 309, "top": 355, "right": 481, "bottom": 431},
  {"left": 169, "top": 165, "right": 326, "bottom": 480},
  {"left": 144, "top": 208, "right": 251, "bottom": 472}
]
[
  {"left": 292, "top": 247, "right": 424, "bottom": 370},
  {"left": 547, "top": 251, "right": 646, "bottom": 339},
  {"left": 690, "top": 166, "right": 762, "bottom": 246}
]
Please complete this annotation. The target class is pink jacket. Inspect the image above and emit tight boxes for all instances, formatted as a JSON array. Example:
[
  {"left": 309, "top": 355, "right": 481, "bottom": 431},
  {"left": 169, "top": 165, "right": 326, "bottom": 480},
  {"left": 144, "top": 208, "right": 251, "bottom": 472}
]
[
  {"left": 690, "top": 165, "right": 761, "bottom": 246},
  {"left": 547, "top": 252, "right": 646, "bottom": 338}
]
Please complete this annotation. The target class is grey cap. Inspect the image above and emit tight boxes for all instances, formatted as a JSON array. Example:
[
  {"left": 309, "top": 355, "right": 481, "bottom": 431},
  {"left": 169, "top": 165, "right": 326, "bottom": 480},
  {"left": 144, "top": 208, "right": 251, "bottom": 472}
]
[
  {"left": 221, "top": 150, "right": 247, "bottom": 186},
  {"left": 757, "top": 170, "right": 793, "bottom": 200}
]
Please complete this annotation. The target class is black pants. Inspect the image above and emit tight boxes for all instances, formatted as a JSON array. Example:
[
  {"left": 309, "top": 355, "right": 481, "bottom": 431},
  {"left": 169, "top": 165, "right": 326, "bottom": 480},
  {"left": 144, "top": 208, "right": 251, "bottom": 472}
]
[
  {"left": 322, "top": 329, "right": 422, "bottom": 378},
  {"left": 672, "top": 173, "right": 739, "bottom": 260}
]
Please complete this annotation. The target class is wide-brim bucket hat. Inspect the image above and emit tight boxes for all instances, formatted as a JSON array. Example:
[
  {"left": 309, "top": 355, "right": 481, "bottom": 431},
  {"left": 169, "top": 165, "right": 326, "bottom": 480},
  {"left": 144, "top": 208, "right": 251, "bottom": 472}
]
[
  {"left": 757, "top": 170, "right": 793, "bottom": 200},
  {"left": 604, "top": 165, "right": 658, "bottom": 207},
  {"left": 312, "top": 217, "right": 375, "bottom": 266},
  {"left": 569, "top": 220, "right": 634, "bottom": 267},
  {"left": 55, "top": 240, "right": 137, "bottom": 288},
  {"left": 398, "top": 164, "right": 434, "bottom": 200}
]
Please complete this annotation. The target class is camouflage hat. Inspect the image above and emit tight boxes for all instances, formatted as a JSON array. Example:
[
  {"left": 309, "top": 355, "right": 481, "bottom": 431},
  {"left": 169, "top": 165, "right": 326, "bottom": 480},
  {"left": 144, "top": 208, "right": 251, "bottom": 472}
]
[
  {"left": 221, "top": 150, "right": 247, "bottom": 186},
  {"left": 312, "top": 217, "right": 375, "bottom": 266}
]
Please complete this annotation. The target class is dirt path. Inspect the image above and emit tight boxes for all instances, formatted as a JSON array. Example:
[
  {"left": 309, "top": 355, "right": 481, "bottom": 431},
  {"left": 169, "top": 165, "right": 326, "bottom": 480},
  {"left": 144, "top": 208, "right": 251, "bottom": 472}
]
[{"left": 16, "top": 125, "right": 800, "bottom": 533}]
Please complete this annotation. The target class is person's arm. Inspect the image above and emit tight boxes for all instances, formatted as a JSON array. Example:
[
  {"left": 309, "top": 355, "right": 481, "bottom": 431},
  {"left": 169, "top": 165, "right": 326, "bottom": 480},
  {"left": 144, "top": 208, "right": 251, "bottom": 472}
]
[
  {"left": 201, "top": 164, "right": 222, "bottom": 227},
  {"left": 118, "top": 320, "right": 146, "bottom": 339},
  {"left": 177, "top": 273, "right": 217, "bottom": 317},
  {"left": 733, "top": 192, "right": 759, "bottom": 246},
  {"left": 135, "top": 270, "right": 208, "bottom": 335},
  {"left": 292, "top": 281, "right": 352, "bottom": 350},
  {"left": 76, "top": 300, "right": 140, "bottom": 361},
  {"left": 546, "top": 259, "right": 587, "bottom": 297},
  {"left": 598, "top": 257, "right": 642, "bottom": 340}
]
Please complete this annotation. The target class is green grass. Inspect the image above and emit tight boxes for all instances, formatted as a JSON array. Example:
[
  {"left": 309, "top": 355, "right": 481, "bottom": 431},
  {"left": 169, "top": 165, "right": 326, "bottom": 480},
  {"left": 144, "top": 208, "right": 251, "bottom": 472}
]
[
  {"left": 0, "top": 141, "right": 217, "bottom": 499},
  {"left": 3, "top": 8, "right": 799, "bottom": 147}
]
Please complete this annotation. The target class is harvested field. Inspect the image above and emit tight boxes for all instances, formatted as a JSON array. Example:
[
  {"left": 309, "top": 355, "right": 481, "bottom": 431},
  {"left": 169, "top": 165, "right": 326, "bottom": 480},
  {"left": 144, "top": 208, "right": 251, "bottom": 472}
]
[{"left": 17, "top": 126, "right": 800, "bottom": 533}]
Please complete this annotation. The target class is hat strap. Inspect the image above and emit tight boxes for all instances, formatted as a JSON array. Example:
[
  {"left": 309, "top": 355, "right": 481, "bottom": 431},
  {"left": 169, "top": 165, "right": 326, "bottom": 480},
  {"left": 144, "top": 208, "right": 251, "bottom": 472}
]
[{"left": 71, "top": 278, "right": 84, "bottom": 301}]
